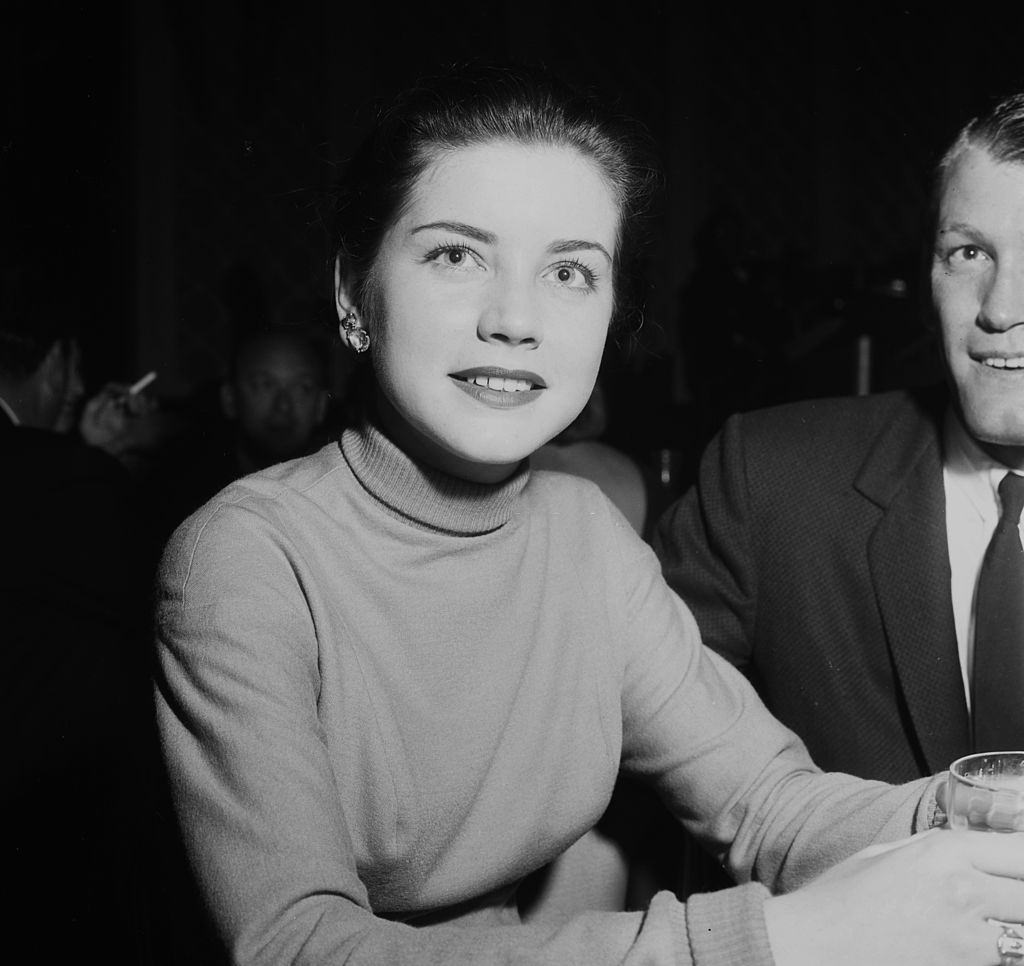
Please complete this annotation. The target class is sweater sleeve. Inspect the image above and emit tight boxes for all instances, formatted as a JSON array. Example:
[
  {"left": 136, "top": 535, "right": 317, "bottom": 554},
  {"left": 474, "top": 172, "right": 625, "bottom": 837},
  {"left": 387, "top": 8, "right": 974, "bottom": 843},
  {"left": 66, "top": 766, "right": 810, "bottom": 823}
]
[{"left": 617, "top": 504, "right": 940, "bottom": 894}]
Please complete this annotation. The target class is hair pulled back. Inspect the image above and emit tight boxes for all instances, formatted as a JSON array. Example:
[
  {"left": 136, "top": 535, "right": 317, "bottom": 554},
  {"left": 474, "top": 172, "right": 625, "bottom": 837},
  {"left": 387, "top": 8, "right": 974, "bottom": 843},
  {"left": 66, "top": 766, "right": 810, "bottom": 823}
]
[{"left": 331, "top": 64, "right": 659, "bottom": 331}]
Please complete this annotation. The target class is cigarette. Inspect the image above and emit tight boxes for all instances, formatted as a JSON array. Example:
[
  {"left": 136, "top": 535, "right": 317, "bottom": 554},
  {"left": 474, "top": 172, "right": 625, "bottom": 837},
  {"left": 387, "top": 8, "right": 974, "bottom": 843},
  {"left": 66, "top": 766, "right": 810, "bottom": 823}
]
[{"left": 128, "top": 370, "right": 158, "bottom": 395}]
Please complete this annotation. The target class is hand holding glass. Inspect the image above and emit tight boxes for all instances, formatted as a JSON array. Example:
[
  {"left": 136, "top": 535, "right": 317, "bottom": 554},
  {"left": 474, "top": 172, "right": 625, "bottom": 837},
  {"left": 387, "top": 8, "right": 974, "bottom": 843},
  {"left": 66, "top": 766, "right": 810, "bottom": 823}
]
[{"left": 948, "top": 753, "right": 1024, "bottom": 964}]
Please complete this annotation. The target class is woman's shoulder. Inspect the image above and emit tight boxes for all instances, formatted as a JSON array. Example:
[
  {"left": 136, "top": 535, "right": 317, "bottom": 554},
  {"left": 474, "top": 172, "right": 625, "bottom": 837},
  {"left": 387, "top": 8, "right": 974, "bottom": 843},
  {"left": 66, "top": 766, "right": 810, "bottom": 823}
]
[
  {"left": 530, "top": 442, "right": 647, "bottom": 535},
  {"left": 162, "top": 443, "right": 351, "bottom": 559},
  {"left": 525, "top": 460, "right": 649, "bottom": 562},
  {"left": 527, "top": 457, "right": 614, "bottom": 508},
  {"left": 209, "top": 442, "right": 346, "bottom": 509}
]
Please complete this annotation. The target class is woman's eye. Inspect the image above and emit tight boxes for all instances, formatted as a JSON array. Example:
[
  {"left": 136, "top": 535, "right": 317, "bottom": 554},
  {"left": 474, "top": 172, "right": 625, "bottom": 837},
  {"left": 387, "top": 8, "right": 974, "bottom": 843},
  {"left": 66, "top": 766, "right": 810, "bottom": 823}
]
[
  {"left": 424, "top": 244, "right": 481, "bottom": 271},
  {"left": 545, "top": 262, "right": 596, "bottom": 291}
]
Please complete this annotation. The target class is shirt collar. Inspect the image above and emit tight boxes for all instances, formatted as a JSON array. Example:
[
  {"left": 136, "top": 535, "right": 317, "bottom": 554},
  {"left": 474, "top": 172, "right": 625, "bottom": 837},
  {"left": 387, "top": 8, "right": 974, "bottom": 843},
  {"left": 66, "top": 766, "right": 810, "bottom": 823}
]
[{"left": 944, "top": 407, "right": 1023, "bottom": 520}]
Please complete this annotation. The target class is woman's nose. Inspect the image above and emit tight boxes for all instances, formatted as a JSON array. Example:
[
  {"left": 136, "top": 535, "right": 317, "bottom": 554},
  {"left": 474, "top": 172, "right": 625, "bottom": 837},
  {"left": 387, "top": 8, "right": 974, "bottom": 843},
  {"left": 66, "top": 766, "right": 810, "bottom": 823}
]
[{"left": 477, "top": 277, "right": 542, "bottom": 348}]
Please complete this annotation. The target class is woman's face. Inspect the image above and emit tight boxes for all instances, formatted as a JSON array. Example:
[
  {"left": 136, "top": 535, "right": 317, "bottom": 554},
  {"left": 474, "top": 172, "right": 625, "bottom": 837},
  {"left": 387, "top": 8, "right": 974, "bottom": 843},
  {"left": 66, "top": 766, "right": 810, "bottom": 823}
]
[{"left": 354, "top": 140, "right": 619, "bottom": 483}]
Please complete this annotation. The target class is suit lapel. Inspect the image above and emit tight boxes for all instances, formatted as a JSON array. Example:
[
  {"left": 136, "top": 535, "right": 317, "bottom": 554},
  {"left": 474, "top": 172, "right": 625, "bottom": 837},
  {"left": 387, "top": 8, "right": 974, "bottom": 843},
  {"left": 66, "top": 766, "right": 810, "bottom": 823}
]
[{"left": 857, "top": 392, "right": 971, "bottom": 774}]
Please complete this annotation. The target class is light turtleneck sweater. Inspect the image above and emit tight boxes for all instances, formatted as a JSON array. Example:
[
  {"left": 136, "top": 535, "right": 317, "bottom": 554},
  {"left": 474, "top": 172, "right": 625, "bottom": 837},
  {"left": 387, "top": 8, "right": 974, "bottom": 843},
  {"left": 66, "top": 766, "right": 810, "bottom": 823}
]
[{"left": 155, "top": 420, "right": 940, "bottom": 966}]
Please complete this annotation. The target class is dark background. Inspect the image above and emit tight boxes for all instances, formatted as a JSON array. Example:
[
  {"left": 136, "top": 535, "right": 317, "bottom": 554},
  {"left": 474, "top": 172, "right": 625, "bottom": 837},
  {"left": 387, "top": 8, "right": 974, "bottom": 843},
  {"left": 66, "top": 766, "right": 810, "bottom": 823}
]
[{"left": 5, "top": 1, "right": 1024, "bottom": 485}]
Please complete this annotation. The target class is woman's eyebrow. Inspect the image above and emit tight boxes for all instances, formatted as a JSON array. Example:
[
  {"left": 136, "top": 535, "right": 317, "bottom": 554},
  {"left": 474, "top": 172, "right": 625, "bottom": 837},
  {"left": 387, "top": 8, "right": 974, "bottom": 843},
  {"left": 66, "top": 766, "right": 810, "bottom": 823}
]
[
  {"left": 548, "top": 239, "right": 612, "bottom": 263},
  {"left": 409, "top": 223, "right": 612, "bottom": 264},
  {"left": 410, "top": 221, "right": 495, "bottom": 244}
]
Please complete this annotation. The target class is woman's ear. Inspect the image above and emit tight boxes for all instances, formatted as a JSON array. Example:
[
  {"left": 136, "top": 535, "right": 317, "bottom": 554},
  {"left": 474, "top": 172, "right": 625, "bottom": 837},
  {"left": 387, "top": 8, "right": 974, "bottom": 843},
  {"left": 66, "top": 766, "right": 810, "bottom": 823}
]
[
  {"left": 334, "top": 257, "right": 371, "bottom": 354},
  {"left": 334, "top": 256, "right": 356, "bottom": 322}
]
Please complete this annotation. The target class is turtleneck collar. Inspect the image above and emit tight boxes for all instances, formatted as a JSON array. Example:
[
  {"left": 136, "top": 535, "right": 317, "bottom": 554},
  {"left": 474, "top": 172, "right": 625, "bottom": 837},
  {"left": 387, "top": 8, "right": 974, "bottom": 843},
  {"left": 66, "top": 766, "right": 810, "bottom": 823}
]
[{"left": 340, "top": 420, "right": 529, "bottom": 536}]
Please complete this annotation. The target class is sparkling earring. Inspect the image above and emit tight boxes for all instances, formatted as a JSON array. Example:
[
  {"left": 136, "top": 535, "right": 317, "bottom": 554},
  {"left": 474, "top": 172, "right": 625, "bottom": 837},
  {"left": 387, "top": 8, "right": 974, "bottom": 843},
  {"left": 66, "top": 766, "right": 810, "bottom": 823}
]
[{"left": 339, "top": 310, "right": 370, "bottom": 354}]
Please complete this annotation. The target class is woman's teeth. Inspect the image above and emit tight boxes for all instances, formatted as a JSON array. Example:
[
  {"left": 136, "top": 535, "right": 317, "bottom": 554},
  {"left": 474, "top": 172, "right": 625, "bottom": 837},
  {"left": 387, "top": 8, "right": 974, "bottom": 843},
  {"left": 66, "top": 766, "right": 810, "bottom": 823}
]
[
  {"left": 982, "top": 357, "right": 1024, "bottom": 370},
  {"left": 468, "top": 375, "right": 533, "bottom": 392}
]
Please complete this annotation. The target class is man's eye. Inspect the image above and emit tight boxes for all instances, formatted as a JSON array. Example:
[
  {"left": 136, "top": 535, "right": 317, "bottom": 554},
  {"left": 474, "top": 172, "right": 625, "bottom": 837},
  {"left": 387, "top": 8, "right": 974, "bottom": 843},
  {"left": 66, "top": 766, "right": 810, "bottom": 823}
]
[{"left": 948, "top": 244, "right": 990, "bottom": 265}]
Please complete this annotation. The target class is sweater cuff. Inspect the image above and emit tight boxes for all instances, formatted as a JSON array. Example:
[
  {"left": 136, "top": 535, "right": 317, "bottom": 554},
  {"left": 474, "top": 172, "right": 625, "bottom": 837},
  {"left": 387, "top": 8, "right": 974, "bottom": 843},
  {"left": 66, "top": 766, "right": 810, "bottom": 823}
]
[
  {"left": 916, "top": 773, "right": 948, "bottom": 831},
  {"left": 683, "top": 882, "right": 775, "bottom": 966}
]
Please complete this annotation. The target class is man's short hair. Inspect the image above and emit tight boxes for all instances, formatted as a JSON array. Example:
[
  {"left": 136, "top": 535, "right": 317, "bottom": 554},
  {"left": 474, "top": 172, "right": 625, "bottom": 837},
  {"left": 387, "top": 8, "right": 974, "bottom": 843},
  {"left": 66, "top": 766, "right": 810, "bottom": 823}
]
[
  {"left": 937, "top": 92, "right": 1024, "bottom": 184},
  {"left": 924, "top": 91, "right": 1024, "bottom": 285}
]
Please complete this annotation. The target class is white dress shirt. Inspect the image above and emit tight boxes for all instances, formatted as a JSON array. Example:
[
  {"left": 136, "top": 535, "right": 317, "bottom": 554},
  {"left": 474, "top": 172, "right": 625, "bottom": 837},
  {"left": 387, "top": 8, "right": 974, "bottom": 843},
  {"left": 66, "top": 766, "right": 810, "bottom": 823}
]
[{"left": 943, "top": 410, "right": 1024, "bottom": 710}]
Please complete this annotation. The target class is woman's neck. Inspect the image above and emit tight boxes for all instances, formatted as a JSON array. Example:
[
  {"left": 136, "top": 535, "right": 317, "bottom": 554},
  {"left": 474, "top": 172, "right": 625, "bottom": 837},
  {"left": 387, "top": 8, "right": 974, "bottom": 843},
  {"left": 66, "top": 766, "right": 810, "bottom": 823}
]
[{"left": 371, "top": 390, "right": 522, "bottom": 485}]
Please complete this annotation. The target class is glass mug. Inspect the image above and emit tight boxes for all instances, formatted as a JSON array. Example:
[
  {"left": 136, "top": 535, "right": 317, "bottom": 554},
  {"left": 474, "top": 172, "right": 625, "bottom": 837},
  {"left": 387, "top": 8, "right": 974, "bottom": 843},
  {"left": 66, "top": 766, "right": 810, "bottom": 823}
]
[{"left": 947, "top": 752, "right": 1024, "bottom": 832}]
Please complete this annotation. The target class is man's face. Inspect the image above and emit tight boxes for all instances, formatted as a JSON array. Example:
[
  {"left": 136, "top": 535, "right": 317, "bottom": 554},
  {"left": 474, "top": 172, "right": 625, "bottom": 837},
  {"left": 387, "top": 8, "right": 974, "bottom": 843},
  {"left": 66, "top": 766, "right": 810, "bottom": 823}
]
[
  {"left": 223, "top": 336, "right": 328, "bottom": 466},
  {"left": 932, "top": 147, "right": 1024, "bottom": 467}
]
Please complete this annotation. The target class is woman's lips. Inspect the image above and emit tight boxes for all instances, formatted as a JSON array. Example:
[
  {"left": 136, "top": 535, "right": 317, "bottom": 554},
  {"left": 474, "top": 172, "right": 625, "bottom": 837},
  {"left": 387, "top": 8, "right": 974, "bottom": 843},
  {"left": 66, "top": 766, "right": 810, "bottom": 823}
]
[
  {"left": 449, "top": 366, "right": 547, "bottom": 390},
  {"left": 449, "top": 369, "right": 545, "bottom": 408}
]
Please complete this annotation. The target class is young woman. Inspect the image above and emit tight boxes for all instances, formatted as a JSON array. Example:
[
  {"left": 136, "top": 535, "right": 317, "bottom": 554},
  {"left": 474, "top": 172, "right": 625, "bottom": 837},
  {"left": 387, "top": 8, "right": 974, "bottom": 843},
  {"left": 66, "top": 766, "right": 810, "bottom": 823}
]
[{"left": 155, "top": 67, "right": 1024, "bottom": 966}]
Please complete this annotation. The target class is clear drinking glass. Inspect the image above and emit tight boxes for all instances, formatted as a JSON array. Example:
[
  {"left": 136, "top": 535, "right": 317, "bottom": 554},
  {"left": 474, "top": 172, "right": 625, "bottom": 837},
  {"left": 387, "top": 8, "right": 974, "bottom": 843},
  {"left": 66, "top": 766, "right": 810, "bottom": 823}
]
[{"left": 948, "top": 752, "right": 1024, "bottom": 832}]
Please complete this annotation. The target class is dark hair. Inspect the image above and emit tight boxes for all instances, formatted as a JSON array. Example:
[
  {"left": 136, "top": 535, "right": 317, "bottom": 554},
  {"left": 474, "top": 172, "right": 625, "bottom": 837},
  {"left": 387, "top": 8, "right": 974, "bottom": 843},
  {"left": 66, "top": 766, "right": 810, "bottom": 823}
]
[
  {"left": 226, "top": 324, "right": 330, "bottom": 387},
  {"left": 330, "top": 64, "right": 659, "bottom": 333}
]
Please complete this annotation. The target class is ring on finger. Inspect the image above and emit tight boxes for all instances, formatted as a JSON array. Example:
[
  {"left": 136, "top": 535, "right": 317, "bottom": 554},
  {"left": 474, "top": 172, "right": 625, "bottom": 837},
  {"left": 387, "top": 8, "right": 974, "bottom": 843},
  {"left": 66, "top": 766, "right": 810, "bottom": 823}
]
[{"left": 994, "top": 920, "right": 1024, "bottom": 965}]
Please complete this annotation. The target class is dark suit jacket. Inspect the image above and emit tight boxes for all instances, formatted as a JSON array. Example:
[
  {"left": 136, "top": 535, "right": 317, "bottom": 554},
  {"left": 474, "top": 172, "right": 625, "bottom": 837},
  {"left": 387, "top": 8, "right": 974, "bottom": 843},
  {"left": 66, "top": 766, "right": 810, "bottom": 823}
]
[
  {"left": 653, "top": 387, "right": 971, "bottom": 784},
  {"left": 0, "top": 409, "right": 156, "bottom": 962}
]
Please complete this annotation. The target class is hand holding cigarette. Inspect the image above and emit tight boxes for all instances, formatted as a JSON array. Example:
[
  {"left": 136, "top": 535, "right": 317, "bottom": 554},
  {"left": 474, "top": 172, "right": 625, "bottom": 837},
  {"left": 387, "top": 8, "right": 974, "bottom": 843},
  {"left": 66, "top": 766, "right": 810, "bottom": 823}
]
[{"left": 79, "top": 372, "right": 161, "bottom": 457}]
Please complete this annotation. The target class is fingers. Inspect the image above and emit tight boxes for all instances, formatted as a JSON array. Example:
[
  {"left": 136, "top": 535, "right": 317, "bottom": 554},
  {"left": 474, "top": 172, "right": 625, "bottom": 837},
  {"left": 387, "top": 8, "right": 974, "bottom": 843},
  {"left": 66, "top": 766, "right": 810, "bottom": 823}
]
[
  {"left": 976, "top": 876, "right": 1024, "bottom": 927},
  {"left": 950, "top": 785, "right": 1024, "bottom": 832},
  {"left": 884, "top": 826, "right": 1024, "bottom": 880},
  {"left": 952, "top": 829, "right": 1024, "bottom": 878}
]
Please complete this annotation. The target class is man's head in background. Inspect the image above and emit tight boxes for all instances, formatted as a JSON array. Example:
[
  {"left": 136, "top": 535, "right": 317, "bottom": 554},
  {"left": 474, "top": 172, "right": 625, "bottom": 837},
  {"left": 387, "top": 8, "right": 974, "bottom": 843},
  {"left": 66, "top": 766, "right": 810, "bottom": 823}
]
[{"left": 220, "top": 326, "right": 330, "bottom": 471}]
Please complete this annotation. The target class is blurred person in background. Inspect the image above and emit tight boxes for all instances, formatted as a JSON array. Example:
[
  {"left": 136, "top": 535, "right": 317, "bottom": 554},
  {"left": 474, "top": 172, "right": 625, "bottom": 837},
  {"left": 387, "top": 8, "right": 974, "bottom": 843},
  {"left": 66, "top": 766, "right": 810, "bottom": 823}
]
[
  {"left": 0, "top": 263, "right": 155, "bottom": 963},
  {"left": 220, "top": 325, "right": 331, "bottom": 477},
  {"left": 148, "top": 323, "right": 332, "bottom": 547}
]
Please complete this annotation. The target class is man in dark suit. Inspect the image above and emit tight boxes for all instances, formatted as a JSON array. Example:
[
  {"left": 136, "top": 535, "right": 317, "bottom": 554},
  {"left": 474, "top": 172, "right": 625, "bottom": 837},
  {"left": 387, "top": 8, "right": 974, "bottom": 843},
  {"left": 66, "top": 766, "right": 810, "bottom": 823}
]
[
  {"left": 0, "top": 273, "right": 157, "bottom": 962},
  {"left": 654, "top": 91, "right": 1024, "bottom": 786}
]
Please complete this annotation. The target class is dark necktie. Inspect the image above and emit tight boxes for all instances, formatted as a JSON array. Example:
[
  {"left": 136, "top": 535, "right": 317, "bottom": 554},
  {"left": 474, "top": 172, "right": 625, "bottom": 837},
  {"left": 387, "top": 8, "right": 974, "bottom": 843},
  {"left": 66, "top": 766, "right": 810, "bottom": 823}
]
[{"left": 972, "top": 472, "right": 1024, "bottom": 751}]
